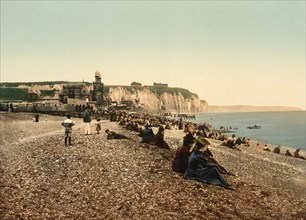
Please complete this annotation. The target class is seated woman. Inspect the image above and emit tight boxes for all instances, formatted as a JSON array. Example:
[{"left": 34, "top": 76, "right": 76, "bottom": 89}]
[
  {"left": 294, "top": 149, "right": 306, "bottom": 160},
  {"left": 273, "top": 146, "right": 281, "bottom": 154},
  {"left": 241, "top": 137, "right": 251, "bottom": 147},
  {"left": 184, "top": 138, "right": 233, "bottom": 190},
  {"left": 285, "top": 150, "right": 292, "bottom": 156},
  {"left": 140, "top": 124, "right": 155, "bottom": 143},
  {"left": 202, "top": 144, "right": 235, "bottom": 176},
  {"left": 172, "top": 133, "right": 195, "bottom": 173},
  {"left": 105, "top": 129, "right": 129, "bottom": 140},
  {"left": 149, "top": 126, "right": 170, "bottom": 149}
]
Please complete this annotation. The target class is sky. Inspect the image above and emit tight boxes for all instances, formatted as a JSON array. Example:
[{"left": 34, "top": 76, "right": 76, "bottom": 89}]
[{"left": 1, "top": 1, "right": 305, "bottom": 109}]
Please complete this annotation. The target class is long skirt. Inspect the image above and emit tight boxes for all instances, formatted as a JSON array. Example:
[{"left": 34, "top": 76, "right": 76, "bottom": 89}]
[{"left": 184, "top": 166, "right": 231, "bottom": 189}]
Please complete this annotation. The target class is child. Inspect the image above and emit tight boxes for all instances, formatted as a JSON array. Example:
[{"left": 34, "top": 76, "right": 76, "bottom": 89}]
[
  {"left": 96, "top": 118, "right": 101, "bottom": 134},
  {"left": 61, "top": 115, "right": 75, "bottom": 146}
]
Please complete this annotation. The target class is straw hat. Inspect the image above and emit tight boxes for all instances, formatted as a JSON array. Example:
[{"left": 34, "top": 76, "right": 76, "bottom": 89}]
[{"left": 196, "top": 137, "right": 211, "bottom": 146}]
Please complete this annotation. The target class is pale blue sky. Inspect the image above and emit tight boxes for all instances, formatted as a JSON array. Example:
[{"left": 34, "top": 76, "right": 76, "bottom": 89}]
[{"left": 1, "top": 1, "right": 305, "bottom": 109}]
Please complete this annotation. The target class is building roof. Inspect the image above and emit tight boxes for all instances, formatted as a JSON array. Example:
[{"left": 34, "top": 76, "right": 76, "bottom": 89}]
[{"left": 28, "top": 88, "right": 41, "bottom": 94}]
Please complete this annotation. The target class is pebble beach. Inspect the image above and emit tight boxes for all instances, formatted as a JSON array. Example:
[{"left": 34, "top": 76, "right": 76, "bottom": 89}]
[{"left": 0, "top": 112, "right": 305, "bottom": 219}]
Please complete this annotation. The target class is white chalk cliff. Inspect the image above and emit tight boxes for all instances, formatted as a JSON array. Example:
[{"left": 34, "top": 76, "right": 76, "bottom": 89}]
[{"left": 108, "top": 86, "right": 208, "bottom": 113}]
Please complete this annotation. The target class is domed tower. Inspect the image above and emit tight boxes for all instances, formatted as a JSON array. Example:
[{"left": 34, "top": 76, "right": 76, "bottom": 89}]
[{"left": 91, "top": 71, "right": 104, "bottom": 106}]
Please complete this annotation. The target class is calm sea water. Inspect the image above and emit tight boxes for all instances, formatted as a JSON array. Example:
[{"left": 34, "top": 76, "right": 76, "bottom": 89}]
[{"left": 194, "top": 111, "right": 306, "bottom": 151}]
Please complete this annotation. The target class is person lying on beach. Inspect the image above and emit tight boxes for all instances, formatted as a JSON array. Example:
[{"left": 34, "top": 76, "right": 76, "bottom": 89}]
[
  {"left": 149, "top": 126, "right": 170, "bottom": 149},
  {"left": 184, "top": 138, "right": 233, "bottom": 190},
  {"left": 105, "top": 129, "right": 129, "bottom": 140},
  {"left": 126, "top": 121, "right": 142, "bottom": 132},
  {"left": 263, "top": 146, "right": 271, "bottom": 152},
  {"left": 172, "top": 133, "right": 195, "bottom": 173}
]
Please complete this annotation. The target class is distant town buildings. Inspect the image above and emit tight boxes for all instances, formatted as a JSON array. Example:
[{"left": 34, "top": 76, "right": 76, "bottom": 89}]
[
  {"left": 59, "top": 83, "right": 88, "bottom": 103},
  {"left": 131, "top": 82, "right": 142, "bottom": 87},
  {"left": 59, "top": 71, "right": 104, "bottom": 105},
  {"left": 153, "top": 82, "right": 168, "bottom": 88},
  {"left": 130, "top": 82, "right": 168, "bottom": 88},
  {"left": 25, "top": 72, "right": 171, "bottom": 112},
  {"left": 28, "top": 88, "right": 41, "bottom": 102}
]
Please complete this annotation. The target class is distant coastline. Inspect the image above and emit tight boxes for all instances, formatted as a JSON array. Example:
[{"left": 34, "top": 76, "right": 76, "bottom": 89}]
[{"left": 207, "top": 105, "right": 303, "bottom": 113}]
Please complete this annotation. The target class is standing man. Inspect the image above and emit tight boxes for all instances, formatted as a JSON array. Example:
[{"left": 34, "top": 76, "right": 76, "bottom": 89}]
[
  {"left": 61, "top": 115, "right": 74, "bottom": 146},
  {"left": 83, "top": 108, "right": 92, "bottom": 135}
]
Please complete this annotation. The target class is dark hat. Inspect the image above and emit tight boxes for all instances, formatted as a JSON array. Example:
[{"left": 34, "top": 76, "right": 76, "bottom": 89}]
[
  {"left": 183, "top": 133, "right": 195, "bottom": 146},
  {"left": 158, "top": 126, "right": 164, "bottom": 132}
]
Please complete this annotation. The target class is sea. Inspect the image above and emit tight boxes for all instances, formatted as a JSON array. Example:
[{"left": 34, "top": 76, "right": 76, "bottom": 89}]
[{"left": 193, "top": 111, "right": 306, "bottom": 151}]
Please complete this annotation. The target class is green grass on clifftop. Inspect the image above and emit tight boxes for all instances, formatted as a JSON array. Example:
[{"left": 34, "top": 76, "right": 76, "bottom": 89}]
[{"left": 0, "top": 88, "right": 28, "bottom": 101}]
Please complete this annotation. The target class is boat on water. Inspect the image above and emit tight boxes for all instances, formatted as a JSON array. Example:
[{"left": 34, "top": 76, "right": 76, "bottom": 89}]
[
  {"left": 247, "top": 125, "right": 261, "bottom": 129},
  {"left": 220, "top": 129, "right": 235, "bottom": 133}
]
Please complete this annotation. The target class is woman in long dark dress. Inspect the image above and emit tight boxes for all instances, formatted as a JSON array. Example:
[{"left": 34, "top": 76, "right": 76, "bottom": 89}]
[
  {"left": 184, "top": 138, "right": 233, "bottom": 190},
  {"left": 149, "top": 126, "right": 170, "bottom": 149},
  {"left": 172, "top": 133, "right": 195, "bottom": 173}
]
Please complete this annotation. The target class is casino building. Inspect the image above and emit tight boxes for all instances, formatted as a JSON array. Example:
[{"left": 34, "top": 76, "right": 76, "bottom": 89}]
[{"left": 59, "top": 71, "right": 104, "bottom": 106}]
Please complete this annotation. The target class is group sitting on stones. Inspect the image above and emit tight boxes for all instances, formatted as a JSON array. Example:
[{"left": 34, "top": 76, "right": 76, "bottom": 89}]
[
  {"left": 100, "top": 109, "right": 306, "bottom": 164},
  {"left": 219, "top": 134, "right": 242, "bottom": 151},
  {"left": 261, "top": 145, "right": 305, "bottom": 160},
  {"left": 62, "top": 108, "right": 305, "bottom": 190},
  {"left": 86, "top": 109, "right": 305, "bottom": 192}
]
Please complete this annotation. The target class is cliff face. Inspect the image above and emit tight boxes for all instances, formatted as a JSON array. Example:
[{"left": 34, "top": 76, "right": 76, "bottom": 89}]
[{"left": 108, "top": 87, "right": 208, "bottom": 113}]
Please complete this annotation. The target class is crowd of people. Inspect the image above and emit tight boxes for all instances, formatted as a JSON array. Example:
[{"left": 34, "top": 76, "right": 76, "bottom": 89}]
[{"left": 60, "top": 109, "right": 306, "bottom": 190}]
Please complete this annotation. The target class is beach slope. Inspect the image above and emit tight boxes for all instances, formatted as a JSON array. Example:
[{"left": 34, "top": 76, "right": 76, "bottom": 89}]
[{"left": 0, "top": 113, "right": 305, "bottom": 219}]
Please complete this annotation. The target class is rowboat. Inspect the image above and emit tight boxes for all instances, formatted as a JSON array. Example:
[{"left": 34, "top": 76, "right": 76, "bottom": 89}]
[{"left": 247, "top": 125, "right": 261, "bottom": 129}]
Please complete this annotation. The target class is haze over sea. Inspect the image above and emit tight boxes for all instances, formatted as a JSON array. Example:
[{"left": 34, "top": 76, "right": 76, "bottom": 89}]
[{"left": 195, "top": 111, "right": 306, "bottom": 151}]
